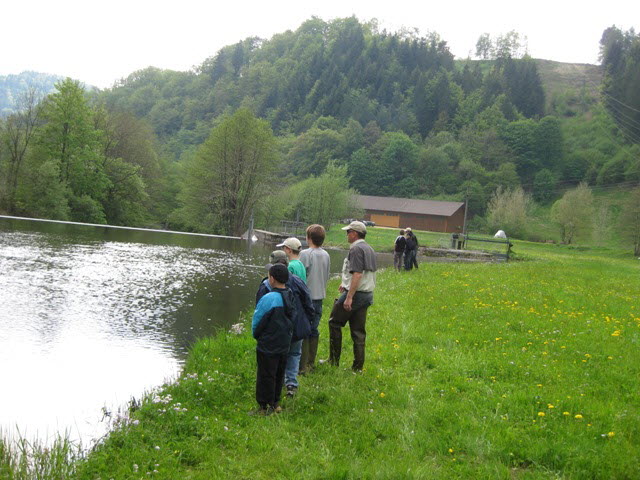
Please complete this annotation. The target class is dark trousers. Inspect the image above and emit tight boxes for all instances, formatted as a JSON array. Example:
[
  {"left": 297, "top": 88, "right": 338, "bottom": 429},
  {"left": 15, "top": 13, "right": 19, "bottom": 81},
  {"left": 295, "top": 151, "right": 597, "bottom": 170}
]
[
  {"left": 328, "top": 299, "right": 369, "bottom": 371},
  {"left": 393, "top": 251, "right": 404, "bottom": 270},
  {"left": 256, "top": 350, "right": 287, "bottom": 408},
  {"left": 300, "top": 299, "right": 323, "bottom": 373},
  {"left": 404, "top": 249, "right": 418, "bottom": 270}
]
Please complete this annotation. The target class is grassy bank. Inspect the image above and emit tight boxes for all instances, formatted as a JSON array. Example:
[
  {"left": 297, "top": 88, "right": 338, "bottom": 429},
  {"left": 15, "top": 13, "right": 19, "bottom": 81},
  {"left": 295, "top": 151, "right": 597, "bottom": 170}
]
[{"left": 66, "top": 238, "right": 639, "bottom": 479}]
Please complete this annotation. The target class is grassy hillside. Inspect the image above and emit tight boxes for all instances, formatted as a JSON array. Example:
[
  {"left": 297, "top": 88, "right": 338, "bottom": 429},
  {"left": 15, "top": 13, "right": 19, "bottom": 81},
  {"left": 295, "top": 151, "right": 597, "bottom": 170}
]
[
  {"left": 535, "top": 59, "right": 602, "bottom": 112},
  {"left": 0, "top": 71, "right": 64, "bottom": 115},
  {"left": 68, "top": 237, "right": 638, "bottom": 479}
]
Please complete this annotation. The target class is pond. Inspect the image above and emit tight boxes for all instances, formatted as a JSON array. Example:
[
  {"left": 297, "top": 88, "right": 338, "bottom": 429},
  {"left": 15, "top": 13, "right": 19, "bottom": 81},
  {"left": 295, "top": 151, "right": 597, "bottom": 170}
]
[{"left": 0, "top": 217, "right": 390, "bottom": 446}]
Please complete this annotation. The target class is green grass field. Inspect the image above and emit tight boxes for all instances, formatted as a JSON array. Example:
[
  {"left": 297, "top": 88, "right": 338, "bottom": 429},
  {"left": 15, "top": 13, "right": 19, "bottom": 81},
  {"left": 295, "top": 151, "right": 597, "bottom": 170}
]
[{"left": 4, "top": 232, "right": 639, "bottom": 479}]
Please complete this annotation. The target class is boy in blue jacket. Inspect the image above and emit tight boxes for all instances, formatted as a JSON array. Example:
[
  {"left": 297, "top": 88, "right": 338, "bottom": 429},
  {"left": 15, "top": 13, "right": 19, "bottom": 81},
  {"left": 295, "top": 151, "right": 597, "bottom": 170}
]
[
  {"left": 251, "top": 263, "right": 295, "bottom": 415},
  {"left": 257, "top": 251, "right": 315, "bottom": 398}
]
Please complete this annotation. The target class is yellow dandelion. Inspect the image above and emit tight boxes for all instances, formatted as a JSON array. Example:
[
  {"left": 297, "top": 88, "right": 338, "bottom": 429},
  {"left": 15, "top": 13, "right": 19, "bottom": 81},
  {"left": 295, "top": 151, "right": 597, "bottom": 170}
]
[
  {"left": 538, "top": 412, "right": 545, "bottom": 417},
  {"left": 548, "top": 404, "right": 555, "bottom": 409},
  {"left": 379, "top": 392, "right": 386, "bottom": 398},
  {"left": 448, "top": 448, "right": 454, "bottom": 453},
  {"left": 563, "top": 412, "right": 570, "bottom": 416},
  {"left": 575, "top": 414, "right": 583, "bottom": 419},
  {"left": 607, "top": 432, "right": 615, "bottom": 438}
]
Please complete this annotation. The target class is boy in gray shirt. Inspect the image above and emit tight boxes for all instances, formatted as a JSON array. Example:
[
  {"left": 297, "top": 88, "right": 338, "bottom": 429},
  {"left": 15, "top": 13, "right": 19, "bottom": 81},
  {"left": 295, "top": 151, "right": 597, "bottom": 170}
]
[{"left": 298, "top": 224, "right": 330, "bottom": 373}]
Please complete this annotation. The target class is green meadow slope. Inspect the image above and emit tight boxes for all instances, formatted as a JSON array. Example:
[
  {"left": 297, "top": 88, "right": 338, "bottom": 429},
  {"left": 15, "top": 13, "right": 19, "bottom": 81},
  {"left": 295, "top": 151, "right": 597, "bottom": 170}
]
[{"left": 71, "top": 236, "right": 639, "bottom": 479}]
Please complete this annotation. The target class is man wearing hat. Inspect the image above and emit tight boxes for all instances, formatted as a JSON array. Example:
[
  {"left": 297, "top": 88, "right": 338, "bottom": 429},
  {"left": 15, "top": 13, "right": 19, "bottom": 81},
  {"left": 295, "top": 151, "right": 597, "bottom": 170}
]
[
  {"left": 276, "top": 237, "right": 306, "bottom": 283},
  {"left": 327, "top": 220, "right": 377, "bottom": 371}
]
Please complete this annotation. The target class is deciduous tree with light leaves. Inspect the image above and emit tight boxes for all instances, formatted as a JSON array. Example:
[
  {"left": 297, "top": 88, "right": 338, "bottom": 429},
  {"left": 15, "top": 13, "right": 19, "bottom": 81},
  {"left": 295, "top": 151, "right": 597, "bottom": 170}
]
[
  {"left": 551, "top": 183, "right": 594, "bottom": 244},
  {"left": 179, "top": 108, "right": 277, "bottom": 236}
]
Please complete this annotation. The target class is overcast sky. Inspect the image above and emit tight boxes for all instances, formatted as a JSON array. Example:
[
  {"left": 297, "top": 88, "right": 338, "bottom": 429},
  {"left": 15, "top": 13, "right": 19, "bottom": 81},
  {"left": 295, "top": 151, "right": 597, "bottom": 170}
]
[{"left": 2, "top": 0, "right": 638, "bottom": 89}]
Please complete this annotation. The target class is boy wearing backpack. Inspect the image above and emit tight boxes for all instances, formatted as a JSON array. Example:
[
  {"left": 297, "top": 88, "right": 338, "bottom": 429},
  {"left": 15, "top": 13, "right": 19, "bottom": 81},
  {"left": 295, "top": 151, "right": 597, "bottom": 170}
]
[
  {"left": 256, "top": 252, "right": 315, "bottom": 399},
  {"left": 251, "top": 264, "right": 296, "bottom": 415}
]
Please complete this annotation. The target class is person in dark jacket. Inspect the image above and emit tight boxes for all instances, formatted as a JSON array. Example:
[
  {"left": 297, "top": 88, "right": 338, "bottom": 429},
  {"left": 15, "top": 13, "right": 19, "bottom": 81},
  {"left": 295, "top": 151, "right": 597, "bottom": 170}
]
[
  {"left": 251, "top": 264, "right": 295, "bottom": 415},
  {"left": 394, "top": 229, "right": 406, "bottom": 271},
  {"left": 404, "top": 228, "right": 419, "bottom": 271},
  {"left": 256, "top": 251, "right": 314, "bottom": 398}
]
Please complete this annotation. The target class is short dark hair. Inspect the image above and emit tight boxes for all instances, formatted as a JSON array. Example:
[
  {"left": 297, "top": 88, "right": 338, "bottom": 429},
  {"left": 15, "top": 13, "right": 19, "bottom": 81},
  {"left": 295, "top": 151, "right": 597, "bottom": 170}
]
[
  {"left": 306, "top": 224, "right": 326, "bottom": 246},
  {"left": 269, "top": 263, "right": 289, "bottom": 284},
  {"left": 399, "top": 229, "right": 405, "bottom": 235}
]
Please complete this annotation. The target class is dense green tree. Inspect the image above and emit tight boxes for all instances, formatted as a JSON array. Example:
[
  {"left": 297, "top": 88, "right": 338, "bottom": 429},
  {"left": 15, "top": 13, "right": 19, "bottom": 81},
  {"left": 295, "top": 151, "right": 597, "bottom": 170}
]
[
  {"left": 378, "top": 132, "right": 420, "bottom": 195},
  {"left": 533, "top": 116, "right": 563, "bottom": 170},
  {"left": 295, "top": 162, "right": 357, "bottom": 226},
  {"left": 29, "top": 79, "right": 109, "bottom": 222},
  {"left": 600, "top": 26, "right": 640, "bottom": 142},
  {"left": 533, "top": 168, "right": 557, "bottom": 203},
  {"left": 503, "top": 56, "right": 545, "bottom": 118},
  {"left": 286, "top": 126, "right": 346, "bottom": 176},
  {"left": 561, "top": 150, "right": 599, "bottom": 184},
  {"left": 97, "top": 109, "right": 164, "bottom": 224},
  {"left": 20, "top": 160, "right": 70, "bottom": 220},
  {"left": 416, "top": 146, "right": 454, "bottom": 195},
  {"left": 347, "top": 147, "right": 380, "bottom": 195},
  {"left": 486, "top": 162, "right": 520, "bottom": 194},
  {"left": 500, "top": 119, "right": 538, "bottom": 182},
  {"left": 178, "top": 108, "right": 278, "bottom": 235}
]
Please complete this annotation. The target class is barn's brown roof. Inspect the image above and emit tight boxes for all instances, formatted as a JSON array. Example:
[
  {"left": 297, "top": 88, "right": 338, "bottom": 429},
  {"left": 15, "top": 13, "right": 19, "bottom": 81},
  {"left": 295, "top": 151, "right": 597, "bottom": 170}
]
[{"left": 356, "top": 195, "right": 464, "bottom": 217}]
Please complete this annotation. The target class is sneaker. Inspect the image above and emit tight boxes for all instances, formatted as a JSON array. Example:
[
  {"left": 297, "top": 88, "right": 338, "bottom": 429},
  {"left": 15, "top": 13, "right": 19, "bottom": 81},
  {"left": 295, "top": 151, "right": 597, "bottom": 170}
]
[
  {"left": 286, "top": 385, "right": 298, "bottom": 398},
  {"left": 274, "top": 405, "right": 283, "bottom": 414}
]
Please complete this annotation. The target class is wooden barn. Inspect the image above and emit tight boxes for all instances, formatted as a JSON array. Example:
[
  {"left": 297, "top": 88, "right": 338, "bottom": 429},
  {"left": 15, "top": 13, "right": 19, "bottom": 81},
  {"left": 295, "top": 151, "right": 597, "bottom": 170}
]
[{"left": 356, "top": 195, "right": 466, "bottom": 233}]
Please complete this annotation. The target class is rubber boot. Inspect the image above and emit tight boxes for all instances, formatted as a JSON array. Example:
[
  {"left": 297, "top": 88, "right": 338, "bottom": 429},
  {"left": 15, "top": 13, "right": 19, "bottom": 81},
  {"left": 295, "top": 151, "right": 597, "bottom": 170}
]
[
  {"left": 328, "top": 329, "right": 342, "bottom": 366},
  {"left": 307, "top": 336, "right": 319, "bottom": 371},
  {"left": 299, "top": 339, "right": 310, "bottom": 375},
  {"left": 352, "top": 342, "right": 365, "bottom": 372}
]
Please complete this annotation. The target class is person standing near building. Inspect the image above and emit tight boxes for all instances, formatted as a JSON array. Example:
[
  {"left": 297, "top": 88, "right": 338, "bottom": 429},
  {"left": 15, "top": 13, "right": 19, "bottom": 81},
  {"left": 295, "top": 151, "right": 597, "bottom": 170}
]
[
  {"left": 327, "top": 221, "right": 377, "bottom": 372},
  {"left": 299, "top": 224, "right": 331, "bottom": 374},
  {"left": 393, "top": 229, "right": 406, "bottom": 271},
  {"left": 404, "top": 228, "right": 419, "bottom": 271}
]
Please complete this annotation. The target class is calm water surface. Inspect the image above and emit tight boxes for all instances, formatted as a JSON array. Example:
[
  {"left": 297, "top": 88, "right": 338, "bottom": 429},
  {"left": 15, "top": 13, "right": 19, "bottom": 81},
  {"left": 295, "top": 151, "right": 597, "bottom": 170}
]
[{"left": 0, "top": 218, "right": 387, "bottom": 446}]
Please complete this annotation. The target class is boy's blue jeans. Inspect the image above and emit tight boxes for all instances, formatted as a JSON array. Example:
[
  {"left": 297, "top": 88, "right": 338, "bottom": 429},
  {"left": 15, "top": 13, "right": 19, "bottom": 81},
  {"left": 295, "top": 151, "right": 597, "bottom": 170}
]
[{"left": 285, "top": 339, "right": 303, "bottom": 387}]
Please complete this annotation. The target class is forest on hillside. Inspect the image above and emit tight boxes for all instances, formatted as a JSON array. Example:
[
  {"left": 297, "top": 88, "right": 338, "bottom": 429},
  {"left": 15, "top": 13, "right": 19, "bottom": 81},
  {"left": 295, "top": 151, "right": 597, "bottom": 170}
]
[
  {"left": 1, "top": 18, "right": 639, "bottom": 250},
  {"left": 0, "top": 72, "right": 63, "bottom": 116}
]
